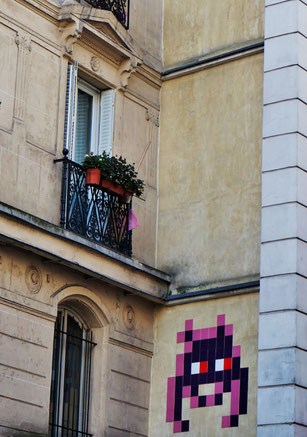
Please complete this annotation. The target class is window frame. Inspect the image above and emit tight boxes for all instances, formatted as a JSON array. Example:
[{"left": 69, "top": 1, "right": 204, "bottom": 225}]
[
  {"left": 74, "top": 79, "right": 101, "bottom": 162},
  {"left": 49, "top": 307, "right": 95, "bottom": 437},
  {"left": 64, "top": 62, "right": 115, "bottom": 163}
]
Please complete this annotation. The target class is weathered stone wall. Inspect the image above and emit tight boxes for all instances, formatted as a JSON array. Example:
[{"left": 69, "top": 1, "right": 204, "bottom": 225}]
[
  {"left": 0, "top": 0, "right": 162, "bottom": 267},
  {"left": 158, "top": 54, "right": 263, "bottom": 289},
  {"left": 0, "top": 244, "right": 154, "bottom": 436},
  {"left": 158, "top": 0, "right": 264, "bottom": 290},
  {"left": 152, "top": 1, "right": 264, "bottom": 434},
  {"left": 163, "top": 0, "right": 264, "bottom": 70},
  {"left": 0, "top": 1, "right": 166, "bottom": 434}
]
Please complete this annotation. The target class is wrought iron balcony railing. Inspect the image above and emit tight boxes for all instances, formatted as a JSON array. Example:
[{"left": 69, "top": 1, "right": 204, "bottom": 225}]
[
  {"left": 55, "top": 156, "right": 132, "bottom": 257},
  {"left": 82, "top": 0, "right": 130, "bottom": 29}
]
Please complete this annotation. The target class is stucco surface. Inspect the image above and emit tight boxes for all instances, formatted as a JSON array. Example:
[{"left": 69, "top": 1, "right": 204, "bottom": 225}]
[
  {"left": 128, "top": 0, "right": 163, "bottom": 70},
  {"left": 0, "top": 22, "right": 17, "bottom": 132},
  {"left": 149, "top": 292, "right": 259, "bottom": 437},
  {"left": 0, "top": 245, "right": 155, "bottom": 436},
  {"left": 163, "top": 0, "right": 264, "bottom": 70},
  {"left": 157, "top": 54, "right": 263, "bottom": 289}
]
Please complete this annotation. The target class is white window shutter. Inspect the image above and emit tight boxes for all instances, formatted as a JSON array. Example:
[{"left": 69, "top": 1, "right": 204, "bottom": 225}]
[
  {"left": 64, "top": 61, "right": 78, "bottom": 160},
  {"left": 98, "top": 89, "right": 115, "bottom": 155}
]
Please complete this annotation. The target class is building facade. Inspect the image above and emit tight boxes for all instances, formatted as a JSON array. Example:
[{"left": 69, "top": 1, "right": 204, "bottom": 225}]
[{"left": 0, "top": 0, "right": 306, "bottom": 436}]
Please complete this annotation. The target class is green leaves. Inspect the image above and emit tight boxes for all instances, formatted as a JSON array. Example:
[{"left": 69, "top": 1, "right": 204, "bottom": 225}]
[
  {"left": 82, "top": 152, "right": 145, "bottom": 198},
  {"left": 82, "top": 152, "right": 103, "bottom": 169}
]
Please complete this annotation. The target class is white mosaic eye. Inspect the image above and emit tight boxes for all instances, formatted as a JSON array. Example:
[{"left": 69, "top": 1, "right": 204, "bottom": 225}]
[
  {"left": 191, "top": 362, "right": 200, "bottom": 374},
  {"left": 215, "top": 359, "right": 224, "bottom": 372}
]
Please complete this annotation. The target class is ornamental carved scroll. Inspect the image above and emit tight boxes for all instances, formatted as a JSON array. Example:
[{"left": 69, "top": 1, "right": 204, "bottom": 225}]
[
  {"left": 118, "top": 58, "right": 142, "bottom": 89},
  {"left": 25, "top": 265, "right": 42, "bottom": 294},
  {"left": 123, "top": 304, "right": 136, "bottom": 330}
]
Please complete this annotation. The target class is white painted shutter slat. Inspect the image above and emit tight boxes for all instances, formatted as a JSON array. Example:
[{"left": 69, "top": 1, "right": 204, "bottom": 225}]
[
  {"left": 74, "top": 91, "right": 92, "bottom": 164},
  {"left": 98, "top": 89, "right": 114, "bottom": 155},
  {"left": 64, "top": 61, "right": 78, "bottom": 160}
]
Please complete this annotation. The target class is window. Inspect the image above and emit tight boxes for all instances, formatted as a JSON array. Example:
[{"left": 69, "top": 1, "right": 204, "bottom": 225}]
[
  {"left": 49, "top": 308, "right": 95, "bottom": 437},
  {"left": 64, "top": 62, "right": 115, "bottom": 164}
]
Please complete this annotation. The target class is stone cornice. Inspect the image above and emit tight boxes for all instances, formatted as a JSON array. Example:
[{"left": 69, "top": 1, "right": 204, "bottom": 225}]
[
  {"left": 162, "top": 39, "right": 264, "bottom": 81},
  {"left": 0, "top": 202, "right": 171, "bottom": 302}
]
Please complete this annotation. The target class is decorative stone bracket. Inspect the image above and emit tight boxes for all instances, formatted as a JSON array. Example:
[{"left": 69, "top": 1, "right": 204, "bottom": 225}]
[
  {"left": 59, "top": 17, "right": 83, "bottom": 55},
  {"left": 117, "top": 57, "right": 142, "bottom": 90},
  {"left": 58, "top": 10, "right": 142, "bottom": 89}
]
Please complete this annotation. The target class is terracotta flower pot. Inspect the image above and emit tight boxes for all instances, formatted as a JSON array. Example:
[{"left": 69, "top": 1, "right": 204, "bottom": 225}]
[
  {"left": 86, "top": 168, "right": 101, "bottom": 185},
  {"left": 100, "top": 178, "right": 125, "bottom": 196}
]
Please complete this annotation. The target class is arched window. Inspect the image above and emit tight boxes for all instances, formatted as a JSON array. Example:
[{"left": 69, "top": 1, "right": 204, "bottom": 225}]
[{"left": 49, "top": 307, "right": 96, "bottom": 437}]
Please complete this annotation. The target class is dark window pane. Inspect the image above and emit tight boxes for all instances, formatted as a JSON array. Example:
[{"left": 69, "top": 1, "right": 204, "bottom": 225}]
[
  {"left": 62, "top": 315, "right": 83, "bottom": 437},
  {"left": 49, "top": 311, "right": 93, "bottom": 437},
  {"left": 75, "top": 90, "right": 92, "bottom": 164}
]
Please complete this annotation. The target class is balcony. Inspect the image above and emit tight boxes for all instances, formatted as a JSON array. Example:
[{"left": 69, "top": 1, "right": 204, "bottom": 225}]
[
  {"left": 82, "top": 0, "right": 130, "bottom": 29},
  {"left": 55, "top": 157, "right": 132, "bottom": 257}
]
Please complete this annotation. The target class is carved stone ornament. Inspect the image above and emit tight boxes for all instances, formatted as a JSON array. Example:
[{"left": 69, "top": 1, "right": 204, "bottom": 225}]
[
  {"left": 145, "top": 108, "right": 159, "bottom": 127},
  {"left": 15, "top": 32, "right": 32, "bottom": 52},
  {"left": 59, "top": 18, "right": 83, "bottom": 55},
  {"left": 14, "top": 31, "right": 32, "bottom": 120},
  {"left": 25, "top": 265, "right": 42, "bottom": 294},
  {"left": 90, "top": 56, "right": 100, "bottom": 72},
  {"left": 118, "top": 57, "right": 142, "bottom": 89},
  {"left": 123, "top": 304, "right": 136, "bottom": 330}
]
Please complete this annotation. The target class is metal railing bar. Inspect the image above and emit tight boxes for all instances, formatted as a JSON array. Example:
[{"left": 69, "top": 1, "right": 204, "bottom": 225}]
[
  {"left": 86, "top": 331, "right": 92, "bottom": 434},
  {"left": 81, "top": 0, "right": 130, "bottom": 29},
  {"left": 49, "top": 423, "right": 93, "bottom": 436},
  {"left": 55, "top": 329, "right": 97, "bottom": 346},
  {"left": 55, "top": 158, "right": 132, "bottom": 257}
]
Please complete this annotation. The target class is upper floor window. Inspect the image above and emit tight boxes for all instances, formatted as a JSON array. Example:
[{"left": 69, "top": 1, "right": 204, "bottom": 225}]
[
  {"left": 49, "top": 307, "right": 95, "bottom": 437},
  {"left": 65, "top": 62, "right": 115, "bottom": 164}
]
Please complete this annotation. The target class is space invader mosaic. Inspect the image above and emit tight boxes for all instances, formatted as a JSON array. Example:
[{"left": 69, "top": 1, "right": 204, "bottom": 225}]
[{"left": 166, "top": 315, "right": 249, "bottom": 433}]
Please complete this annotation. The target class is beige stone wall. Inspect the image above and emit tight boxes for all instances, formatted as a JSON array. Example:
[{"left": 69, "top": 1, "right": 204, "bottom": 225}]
[
  {"left": 159, "top": 0, "right": 264, "bottom": 288},
  {"left": 0, "top": 0, "right": 162, "bottom": 267},
  {"left": 157, "top": 54, "right": 263, "bottom": 289},
  {"left": 114, "top": 91, "right": 159, "bottom": 265},
  {"left": 128, "top": 0, "right": 163, "bottom": 70},
  {"left": 0, "top": 302, "right": 54, "bottom": 435},
  {"left": 0, "top": 244, "right": 154, "bottom": 436},
  {"left": 149, "top": 292, "right": 259, "bottom": 437},
  {"left": 163, "top": 0, "right": 264, "bottom": 70}
]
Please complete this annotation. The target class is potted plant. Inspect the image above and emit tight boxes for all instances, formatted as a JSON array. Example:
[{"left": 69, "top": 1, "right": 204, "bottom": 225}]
[
  {"left": 83, "top": 152, "right": 144, "bottom": 200},
  {"left": 99, "top": 153, "right": 125, "bottom": 196},
  {"left": 115, "top": 155, "right": 144, "bottom": 199},
  {"left": 83, "top": 153, "right": 103, "bottom": 186}
]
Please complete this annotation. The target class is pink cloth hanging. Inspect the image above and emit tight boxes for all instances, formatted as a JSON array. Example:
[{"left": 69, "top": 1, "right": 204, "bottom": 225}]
[{"left": 128, "top": 209, "right": 140, "bottom": 230}]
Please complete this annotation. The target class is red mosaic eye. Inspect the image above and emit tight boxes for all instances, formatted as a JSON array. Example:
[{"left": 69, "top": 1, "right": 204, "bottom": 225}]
[
  {"left": 200, "top": 361, "right": 208, "bottom": 373},
  {"left": 224, "top": 358, "right": 232, "bottom": 370}
]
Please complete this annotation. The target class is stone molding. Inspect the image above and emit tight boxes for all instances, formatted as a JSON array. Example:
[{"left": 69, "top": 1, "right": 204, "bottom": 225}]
[
  {"left": 0, "top": 202, "right": 171, "bottom": 300},
  {"left": 108, "top": 337, "right": 153, "bottom": 358},
  {"left": 145, "top": 108, "right": 159, "bottom": 127},
  {"left": 14, "top": 31, "right": 32, "bottom": 121},
  {"left": 58, "top": 10, "right": 143, "bottom": 89}
]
